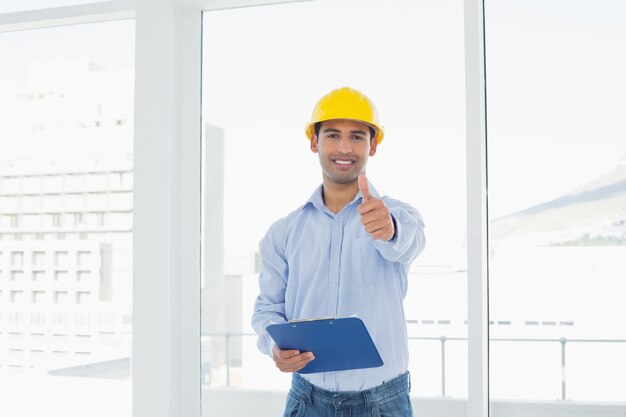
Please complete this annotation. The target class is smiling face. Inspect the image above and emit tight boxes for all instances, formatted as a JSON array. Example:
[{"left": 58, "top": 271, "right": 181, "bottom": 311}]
[{"left": 310, "top": 119, "right": 378, "bottom": 186}]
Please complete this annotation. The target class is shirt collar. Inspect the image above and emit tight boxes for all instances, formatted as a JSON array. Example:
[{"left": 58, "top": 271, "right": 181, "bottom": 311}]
[
  {"left": 307, "top": 185, "right": 326, "bottom": 211},
  {"left": 306, "top": 181, "right": 383, "bottom": 211}
]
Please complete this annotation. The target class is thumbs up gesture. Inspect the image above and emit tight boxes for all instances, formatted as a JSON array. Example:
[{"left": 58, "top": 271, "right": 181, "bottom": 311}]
[{"left": 357, "top": 174, "right": 395, "bottom": 241}]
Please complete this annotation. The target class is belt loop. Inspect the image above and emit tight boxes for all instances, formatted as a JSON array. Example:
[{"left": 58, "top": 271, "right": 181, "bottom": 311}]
[
  {"left": 407, "top": 371, "right": 411, "bottom": 392},
  {"left": 363, "top": 390, "right": 371, "bottom": 409},
  {"left": 303, "top": 377, "right": 313, "bottom": 405}
]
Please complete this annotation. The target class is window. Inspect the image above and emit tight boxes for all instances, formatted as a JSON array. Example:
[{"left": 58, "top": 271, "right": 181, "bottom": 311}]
[
  {"left": 76, "top": 291, "right": 91, "bottom": 304},
  {"left": 54, "top": 271, "right": 68, "bottom": 282},
  {"left": 32, "top": 251, "right": 45, "bottom": 266},
  {"left": 11, "top": 251, "right": 23, "bottom": 266},
  {"left": 201, "top": 0, "right": 467, "bottom": 412},
  {"left": 43, "top": 175, "right": 64, "bottom": 190},
  {"left": 486, "top": 0, "right": 626, "bottom": 411},
  {"left": 5, "top": 2, "right": 622, "bottom": 417},
  {"left": 10, "top": 290, "right": 25, "bottom": 303},
  {"left": 54, "top": 291, "right": 69, "bottom": 304},
  {"left": 30, "top": 333, "right": 45, "bottom": 342},
  {"left": 0, "top": 18, "right": 134, "bottom": 417},
  {"left": 54, "top": 251, "right": 68, "bottom": 266},
  {"left": 77, "top": 271, "right": 91, "bottom": 282},
  {"left": 32, "top": 291, "right": 46, "bottom": 304},
  {"left": 30, "top": 313, "right": 46, "bottom": 325},
  {"left": 77, "top": 251, "right": 90, "bottom": 266}
]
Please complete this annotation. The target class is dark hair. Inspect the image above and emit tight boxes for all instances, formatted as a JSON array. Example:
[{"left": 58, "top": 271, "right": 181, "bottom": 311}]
[{"left": 314, "top": 122, "right": 376, "bottom": 142}]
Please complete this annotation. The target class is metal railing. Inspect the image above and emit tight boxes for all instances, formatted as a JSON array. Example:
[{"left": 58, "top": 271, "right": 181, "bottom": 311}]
[
  {"left": 490, "top": 337, "right": 626, "bottom": 400},
  {"left": 202, "top": 332, "right": 626, "bottom": 400}
]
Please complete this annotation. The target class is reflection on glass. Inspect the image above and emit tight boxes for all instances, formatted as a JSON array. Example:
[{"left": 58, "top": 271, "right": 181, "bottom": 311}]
[
  {"left": 201, "top": 0, "right": 466, "bottom": 415},
  {"left": 486, "top": 0, "right": 626, "bottom": 413},
  {"left": 0, "top": 20, "right": 134, "bottom": 417}
]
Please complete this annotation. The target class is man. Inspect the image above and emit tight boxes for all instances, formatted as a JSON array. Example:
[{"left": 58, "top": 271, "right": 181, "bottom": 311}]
[{"left": 252, "top": 87, "right": 426, "bottom": 417}]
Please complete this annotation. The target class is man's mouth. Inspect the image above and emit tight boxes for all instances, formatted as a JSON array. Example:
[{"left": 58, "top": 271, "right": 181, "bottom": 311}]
[{"left": 332, "top": 158, "right": 355, "bottom": 165}]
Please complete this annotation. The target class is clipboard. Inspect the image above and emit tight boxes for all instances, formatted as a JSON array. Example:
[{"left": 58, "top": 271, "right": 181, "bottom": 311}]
[{"left": 266, "top": 317, "right": 383, "bottom": 374}]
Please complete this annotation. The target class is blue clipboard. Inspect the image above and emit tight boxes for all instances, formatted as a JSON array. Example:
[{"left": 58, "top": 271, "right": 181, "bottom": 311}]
[{"left": 266, "top": 317, "right": 383, "bottom": 374}]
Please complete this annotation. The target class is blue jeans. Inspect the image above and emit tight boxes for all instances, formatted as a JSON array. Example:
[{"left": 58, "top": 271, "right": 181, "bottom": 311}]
[{"left": 283, "top": 372, "right": 413, "bottom": 417}]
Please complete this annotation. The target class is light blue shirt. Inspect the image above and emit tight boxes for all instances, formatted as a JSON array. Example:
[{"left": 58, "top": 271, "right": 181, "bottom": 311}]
[{"left": 252, "top": 183, "right": 426, "bottom": 391}]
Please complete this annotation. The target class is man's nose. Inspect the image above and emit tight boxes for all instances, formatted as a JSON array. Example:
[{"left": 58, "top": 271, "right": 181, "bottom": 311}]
[{"left": 338, "top": 138, "right": 352, "bottom": 154}]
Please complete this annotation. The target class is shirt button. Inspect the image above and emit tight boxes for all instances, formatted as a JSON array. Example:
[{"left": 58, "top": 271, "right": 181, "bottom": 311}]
[{"left": 330, "top": 282, "right": 337, "bottom": 288}]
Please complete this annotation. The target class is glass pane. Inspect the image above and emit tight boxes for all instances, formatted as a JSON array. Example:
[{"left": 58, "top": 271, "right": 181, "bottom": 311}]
[
  {"left": 201, "top": 0, "right": 466, "bottom": 415},
  {"left": 486, "top": 0, "right": 626, "bottom": 414},
  {"left": 0, "top": 20, "right": 134, "bottom": 417}
]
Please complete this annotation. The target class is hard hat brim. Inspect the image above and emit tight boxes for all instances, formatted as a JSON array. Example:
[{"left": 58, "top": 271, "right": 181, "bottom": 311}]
[{"left": 304, "top": 119, "right": 384, "bottom": 144}]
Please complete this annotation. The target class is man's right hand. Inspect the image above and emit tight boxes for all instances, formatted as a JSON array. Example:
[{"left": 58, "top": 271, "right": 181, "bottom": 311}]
[{"left": 272, "top": 344, "right": 315, "bottom": 373}]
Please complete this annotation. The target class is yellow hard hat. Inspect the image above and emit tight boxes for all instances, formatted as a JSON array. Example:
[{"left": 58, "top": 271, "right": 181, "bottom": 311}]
[{"left": 305, "top": 86, "right": 385, "bottom": 144}]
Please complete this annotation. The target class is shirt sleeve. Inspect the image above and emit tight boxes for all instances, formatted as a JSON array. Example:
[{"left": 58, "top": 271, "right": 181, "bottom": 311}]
[
  {"left": 373, "top": 198, "right": 426, "bottom": 265},
  {"left": 251, "top": 220, "right": 289, "bottom": 356}
]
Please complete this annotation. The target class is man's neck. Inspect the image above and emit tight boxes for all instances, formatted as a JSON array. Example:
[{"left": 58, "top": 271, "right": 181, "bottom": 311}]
[{"left": 321, "top": 179, "right": 359, "bottom": 214}]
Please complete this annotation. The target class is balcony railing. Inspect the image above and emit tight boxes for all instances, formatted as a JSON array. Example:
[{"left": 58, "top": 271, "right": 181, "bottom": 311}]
[{"left": 202, "top": 332, "right": 626, "bottom": 401}]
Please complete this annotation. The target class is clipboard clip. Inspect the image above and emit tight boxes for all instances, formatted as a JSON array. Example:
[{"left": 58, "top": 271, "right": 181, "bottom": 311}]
[{"left": 288, "top": 316, "right": 334, "bottom": 323}]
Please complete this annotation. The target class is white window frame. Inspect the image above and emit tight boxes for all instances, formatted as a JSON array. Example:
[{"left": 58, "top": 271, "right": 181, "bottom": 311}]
[
  {"left": 464, "top": 1, "right": 489, "bottom": 416},
  {"left": 0, "top": 1, "right": 489, "bottom": 416}
]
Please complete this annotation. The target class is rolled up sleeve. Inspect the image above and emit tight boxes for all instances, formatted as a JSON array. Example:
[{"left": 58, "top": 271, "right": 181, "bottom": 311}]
[{"left": 373, "top": 200, "right": 426, "bottom": 265}]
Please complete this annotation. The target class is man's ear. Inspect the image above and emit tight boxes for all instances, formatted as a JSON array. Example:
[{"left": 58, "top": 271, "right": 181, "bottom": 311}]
[
  {"left": 369, "top": 137, "right": 378, "bottom": 157},
  {"left": 310, "top": 135, "right": 319, "bottom": 153}
]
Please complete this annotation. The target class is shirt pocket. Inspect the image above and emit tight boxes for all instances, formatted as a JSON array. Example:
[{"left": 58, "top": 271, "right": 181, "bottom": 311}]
[{"left": 345, "top": 235, "right": 384, "bottom": 288}]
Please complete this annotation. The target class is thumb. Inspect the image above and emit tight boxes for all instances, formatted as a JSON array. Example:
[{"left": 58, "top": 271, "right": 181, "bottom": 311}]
[{"left": 358, "top": 174, "right": 370, "bottom": 202}]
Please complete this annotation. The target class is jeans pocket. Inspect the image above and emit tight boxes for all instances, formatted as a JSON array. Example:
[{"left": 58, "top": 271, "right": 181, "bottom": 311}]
[
  {"left": 283, "top": 392, "right": 306, "bottom": 417},
  {"left": 375, "top": 392, "right": 413, "bottom": 417}
]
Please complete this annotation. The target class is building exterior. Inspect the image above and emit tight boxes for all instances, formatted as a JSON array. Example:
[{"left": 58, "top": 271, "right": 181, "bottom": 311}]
[
  {"left": 0, "top": 57, "right": 133, "bottom": 376},
  {"left": 0, "top": 155, "right": 133, "bottom": 375}
]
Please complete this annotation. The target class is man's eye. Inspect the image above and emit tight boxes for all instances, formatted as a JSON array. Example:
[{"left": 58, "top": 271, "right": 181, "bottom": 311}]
[
  {"left": 327, "top": 134, "right": 340, "bottom": 139},
  {"left": 351, "top": 136, "right": 365, "bottom": 141}
]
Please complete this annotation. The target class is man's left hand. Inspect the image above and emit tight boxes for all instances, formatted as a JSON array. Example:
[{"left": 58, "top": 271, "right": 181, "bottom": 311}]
[{"left": 357, "top": 174, "right": 395, "bottom": 241}]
